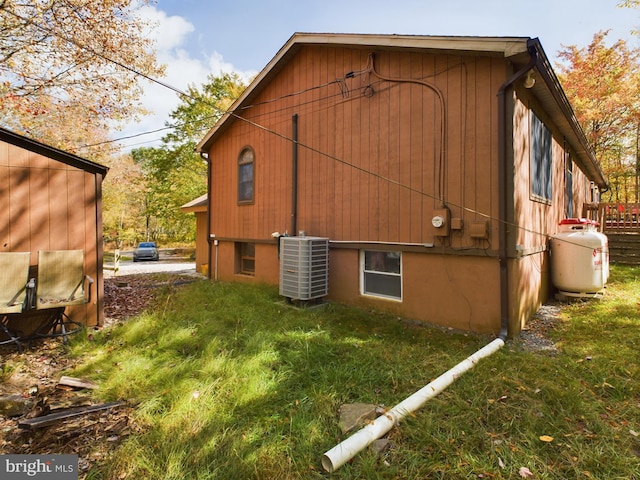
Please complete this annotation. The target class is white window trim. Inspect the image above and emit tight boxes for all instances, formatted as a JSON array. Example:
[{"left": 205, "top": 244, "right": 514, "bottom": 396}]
[{"left": 359, "top": 250, "right": 403, "bottom": 302}]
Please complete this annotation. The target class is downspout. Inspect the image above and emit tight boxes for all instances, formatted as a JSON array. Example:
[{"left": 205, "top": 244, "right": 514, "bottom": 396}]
[
  {"left": 200, "top": 152, "right": 213, "bottom": 280},
  {"left": 496, "top": 44, "right": 538, "bottom": 340},
  {"left": 95, "top": 173, "right": 104, "bottom": 327},
  {"left": 321, "top": 45, "right": 540, "bottom": 473},
  {"left": 291, "top": 114, "right": 299, "bottom": 236}
]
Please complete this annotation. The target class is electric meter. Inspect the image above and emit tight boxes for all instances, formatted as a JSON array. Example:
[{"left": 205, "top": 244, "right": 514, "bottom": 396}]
[{"left": 432, "top": 215, "right": 445, "bottom": 228}]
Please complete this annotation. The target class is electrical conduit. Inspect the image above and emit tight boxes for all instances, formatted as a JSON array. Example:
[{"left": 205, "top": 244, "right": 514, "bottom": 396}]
[{"left": 321, "top": 336, "right": 505, "bottom": 472}]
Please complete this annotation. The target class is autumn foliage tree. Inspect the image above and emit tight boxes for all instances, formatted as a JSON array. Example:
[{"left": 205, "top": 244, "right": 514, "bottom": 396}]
[
  {"left": 557, "top": 31, "right": 640, "bottom": 202},
  {"left": 0, "top": 0, "right": 164, "bottom": 161},
  {"left": 125, "top": 73, "right": 246, "bottom": 245}
]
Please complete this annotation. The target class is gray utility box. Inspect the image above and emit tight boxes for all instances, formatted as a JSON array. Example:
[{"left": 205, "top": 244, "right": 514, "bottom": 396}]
[{"left": 279, "top": 236, "right": 329, "bottom": 301}]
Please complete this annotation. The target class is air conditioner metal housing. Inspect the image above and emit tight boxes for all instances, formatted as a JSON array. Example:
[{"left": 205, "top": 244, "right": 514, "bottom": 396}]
[{"left": 279, "top": 236, "right": 329, "bottom": 301}]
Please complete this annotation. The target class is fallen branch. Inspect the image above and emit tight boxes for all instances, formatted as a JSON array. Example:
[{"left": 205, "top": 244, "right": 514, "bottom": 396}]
[
  {"left": 18, "top": 401, "right": 124, "bottom": 430},
  {"left": 58, "top": 375, "right": 98, "bottom": 390}
]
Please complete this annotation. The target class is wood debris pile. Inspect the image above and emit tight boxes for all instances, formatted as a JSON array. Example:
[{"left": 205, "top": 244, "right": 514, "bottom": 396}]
[{"left": 0, "top": 274, "right": 178, "bottom": 478}]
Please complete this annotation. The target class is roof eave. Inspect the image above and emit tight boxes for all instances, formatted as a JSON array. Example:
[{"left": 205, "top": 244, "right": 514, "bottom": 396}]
[
  {"left": 180, "top": 193, "right": 208, "bottom": 212},
  {"left": 196, "top": 33, "right": 532, "bottom": 152},
  {"left": 0, "top": 126, "right": 109, "bottom": 177},
  {"left": 523, "top": 39, "right": 607, "bottom": 191}
]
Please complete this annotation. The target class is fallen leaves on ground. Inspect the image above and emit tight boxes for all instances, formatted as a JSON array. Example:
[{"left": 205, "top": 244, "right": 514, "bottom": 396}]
[
  {"left": 0, "top": 273, "right": 195, "bottom": 479},
  {"left": 519, "top": 466, "right": 534, "bottom": 477}
]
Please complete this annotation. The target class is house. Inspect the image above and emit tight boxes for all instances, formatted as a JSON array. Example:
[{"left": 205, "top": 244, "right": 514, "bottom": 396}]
[
  {"left": 0, "top": 126, "right": 108, "bottom": 332},
  {"left": 195, "top": 33, "right": 606, "bottom": 337},
  {"left": 180, "top": 193, "right": 209, "bottom": 274}
]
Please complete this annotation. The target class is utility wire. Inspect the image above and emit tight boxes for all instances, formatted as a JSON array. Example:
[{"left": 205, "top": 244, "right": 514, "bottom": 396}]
[{"left": 6, "top": 7, "right": 608, "bottom": 254}]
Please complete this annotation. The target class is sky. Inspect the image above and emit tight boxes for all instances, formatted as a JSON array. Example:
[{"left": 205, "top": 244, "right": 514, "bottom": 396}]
[{"left": 116, "top": 0, "right": 640, "bottom": 151}]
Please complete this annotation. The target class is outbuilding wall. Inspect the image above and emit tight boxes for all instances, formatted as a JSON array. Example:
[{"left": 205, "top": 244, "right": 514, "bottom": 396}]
[{"left": 0, "top": 138, "right": 104, "bottom": 328}]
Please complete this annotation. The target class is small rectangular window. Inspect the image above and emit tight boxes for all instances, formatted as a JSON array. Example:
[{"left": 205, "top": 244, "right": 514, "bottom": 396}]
[
  {"left": 531, "top": 111, "right": 552, "bottom": 203},
  {"left": 361, "top": 250, "right": 401, "bottom": 300},
  {"left": 235, "top": 242, "right": 255, "bottom": 276}
]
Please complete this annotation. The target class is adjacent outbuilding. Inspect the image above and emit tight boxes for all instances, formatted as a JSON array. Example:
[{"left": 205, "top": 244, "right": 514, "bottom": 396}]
[{"left": 0, "top": 127, "right": 108, "bottom": 332}]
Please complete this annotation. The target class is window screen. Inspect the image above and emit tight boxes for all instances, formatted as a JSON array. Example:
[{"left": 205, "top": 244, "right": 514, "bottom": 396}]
[
  {"left": 361, "top": 251, "right": 401, "bottom": 300},
  {"left": 531, "top": 112, "right": 552, "bottom": 203},
  {"left": 236, "top": 242, "right": 255, "bottom": 276}
]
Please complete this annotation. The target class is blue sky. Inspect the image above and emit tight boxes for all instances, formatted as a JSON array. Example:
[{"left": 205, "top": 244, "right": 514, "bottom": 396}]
[{"left": 118, "top": 0, "right": 639, "bottom": 150}]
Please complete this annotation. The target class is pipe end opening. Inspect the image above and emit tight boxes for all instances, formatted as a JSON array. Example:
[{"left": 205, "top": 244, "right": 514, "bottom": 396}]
[{"left": 321, "top": 455, "right": 335, "bottom": 473}]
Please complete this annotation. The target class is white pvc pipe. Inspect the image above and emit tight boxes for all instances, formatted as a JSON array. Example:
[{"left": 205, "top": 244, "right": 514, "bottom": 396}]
[{"left": 321, "top": 337, "right": 505, "bottom": 473}]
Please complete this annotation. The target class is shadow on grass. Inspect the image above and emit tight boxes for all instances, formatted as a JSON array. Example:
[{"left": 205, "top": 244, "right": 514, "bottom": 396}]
[
  {"left": 73, "top": 280, "right": 484, "bottom": 479},
  {"left": 73, "top": 269, "right": 640, "bottom": 479}
]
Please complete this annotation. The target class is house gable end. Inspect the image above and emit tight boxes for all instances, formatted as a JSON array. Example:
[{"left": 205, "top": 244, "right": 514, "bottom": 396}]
[{"left": 197, "top": 33, "right": 532, "bottom": 152}]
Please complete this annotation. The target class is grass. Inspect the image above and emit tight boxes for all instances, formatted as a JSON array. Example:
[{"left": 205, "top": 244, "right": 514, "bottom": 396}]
[{"left": 68, "top": 266, "right": 640, "bottom": 479}]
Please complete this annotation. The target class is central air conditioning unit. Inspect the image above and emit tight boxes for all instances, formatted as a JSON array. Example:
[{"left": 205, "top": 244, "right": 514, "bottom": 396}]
[{"left": 279, "top": 236, "right": 329, "bottom": 301}]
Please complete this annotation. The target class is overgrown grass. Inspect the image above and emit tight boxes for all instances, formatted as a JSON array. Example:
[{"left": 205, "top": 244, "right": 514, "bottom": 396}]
[{"left": 70, "top": 266, "right": 640, "bottom": 479}]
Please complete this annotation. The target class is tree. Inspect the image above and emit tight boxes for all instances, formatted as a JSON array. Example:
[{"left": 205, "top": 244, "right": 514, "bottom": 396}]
[
  {"left": 0, "top": 0, "right": 164, "bottom": 156},
  {"left": 556, "top": 31, "right": 640, "bottom": 201},
  {"left": 128, "top": 73, "right": 246, "bottom": 244},
  {"left": 102, "top": 153, "right": 147, "bottom": 248}
]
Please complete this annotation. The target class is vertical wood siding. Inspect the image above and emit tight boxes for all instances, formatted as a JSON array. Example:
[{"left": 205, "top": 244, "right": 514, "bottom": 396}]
[
  {"left": 512, "top": 94, "right": 593, "bottom": 250},
  {"left": 511, "top": 93, "right": 593, "bottom": 332},
  {"left": 0, "top": 141, "right": 102, "bottom": 326},
  {"left": 205, "top": 42, "right": 598, "bottom": 334},
  {"left": 209, "top": 46, "right": 505, "bottom": 248}
]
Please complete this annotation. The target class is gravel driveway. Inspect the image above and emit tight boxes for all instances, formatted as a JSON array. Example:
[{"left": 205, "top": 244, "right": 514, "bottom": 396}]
[
  {"left": 105, "top": 261, "right": 196, "bottom": 277},
  {"left": 104, "top": 249, "right": 197, "bottom": 278}
]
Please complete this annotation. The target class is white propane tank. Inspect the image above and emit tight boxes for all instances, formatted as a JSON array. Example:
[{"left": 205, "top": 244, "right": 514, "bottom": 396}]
[{"left": 550, "top": 218, "right": 609, "bottom": 297}]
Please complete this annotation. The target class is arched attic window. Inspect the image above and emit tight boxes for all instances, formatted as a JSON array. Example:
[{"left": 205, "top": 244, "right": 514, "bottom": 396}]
[{"left": 238, "top": 146, "right": 255, "bottom": 204}]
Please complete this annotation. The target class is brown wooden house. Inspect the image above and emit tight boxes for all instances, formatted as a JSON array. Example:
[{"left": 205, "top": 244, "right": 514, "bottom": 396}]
[
  {"left": 196, "top": 33, "right": 606, "bottom": 338},
  {"left": 0, "top": 127, "right": 108, "bottom": 330}
]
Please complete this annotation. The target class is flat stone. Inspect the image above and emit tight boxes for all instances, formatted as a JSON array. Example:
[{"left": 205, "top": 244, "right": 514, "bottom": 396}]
[
  {"left": 338, "top": 402, "right": 378, "bottom": 434},
  {"left": 0, "top": 394, "right": 35, "bottom": 418},
  {"left": 370, "top": 438, "right": 391, "bottom": 455}
]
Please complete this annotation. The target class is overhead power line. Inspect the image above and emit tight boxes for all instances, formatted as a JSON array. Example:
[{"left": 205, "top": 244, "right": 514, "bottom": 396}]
[{"left": 5, "top": 8, "right": 605, "bottom": 253}]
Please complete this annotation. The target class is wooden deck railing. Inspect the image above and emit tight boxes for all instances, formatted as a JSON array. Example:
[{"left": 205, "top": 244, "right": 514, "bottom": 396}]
[{"left": 583, "top": 202, "right": 640, "bottom": 234}]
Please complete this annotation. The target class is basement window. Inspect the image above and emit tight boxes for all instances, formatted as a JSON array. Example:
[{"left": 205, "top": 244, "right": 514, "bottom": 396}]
[
  {"left": 530, "top": 111, "right": 552, "bottom": 203},
  {"left": 235, "top": 242, "right": 255, "bottom": 276},
  {"left": 360, "top": 250, "right": 402, "bottom": 300}
]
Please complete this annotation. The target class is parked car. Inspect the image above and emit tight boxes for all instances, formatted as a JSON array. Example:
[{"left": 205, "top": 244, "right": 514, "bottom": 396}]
[{"left": 133, "top": 242, "right": 159, "bottom": 262}]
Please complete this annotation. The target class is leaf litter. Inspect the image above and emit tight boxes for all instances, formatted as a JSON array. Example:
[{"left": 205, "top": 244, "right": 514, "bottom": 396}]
[
  {"left": 1, "top": 274, "right": 562, "bottom": 478},
  {"left": 0, "top": 273, "right": 197, "bottom": 478}
]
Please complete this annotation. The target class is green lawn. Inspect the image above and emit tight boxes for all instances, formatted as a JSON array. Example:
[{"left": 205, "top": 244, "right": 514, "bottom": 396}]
[{"left": 71, "top": 266, "right": 640, "bottom": 479}]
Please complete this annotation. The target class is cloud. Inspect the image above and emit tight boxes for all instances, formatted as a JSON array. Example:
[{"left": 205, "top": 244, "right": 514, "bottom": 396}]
[
  {"left": 117, "top": 6, "right": 254, "bottom": 150},
  {"left": 137, "top": 5, "right": 195, "bottom": 51}
]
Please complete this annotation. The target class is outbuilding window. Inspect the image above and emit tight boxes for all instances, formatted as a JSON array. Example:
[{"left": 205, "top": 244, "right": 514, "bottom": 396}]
[
  {"left": 360, "top": 250, "right": 402, "bottom": 300},
  {"left": 238, "top": 147, "right": 254, "bottom": 204},
  {"left": 530, "top": 111, "right": 552, "bottom": 203}
]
